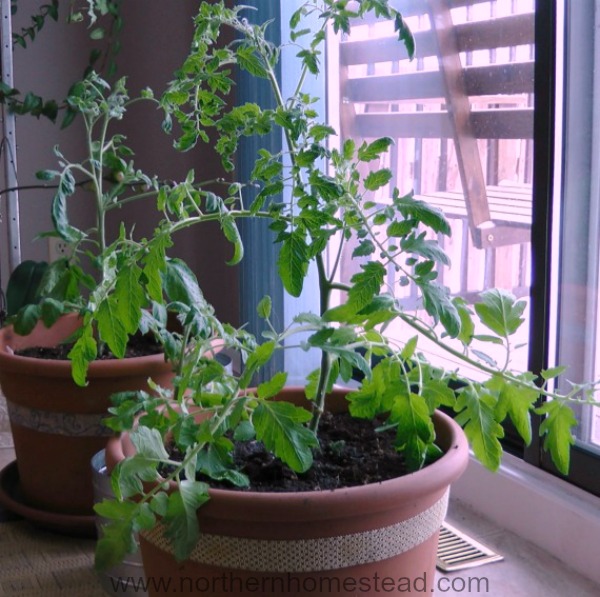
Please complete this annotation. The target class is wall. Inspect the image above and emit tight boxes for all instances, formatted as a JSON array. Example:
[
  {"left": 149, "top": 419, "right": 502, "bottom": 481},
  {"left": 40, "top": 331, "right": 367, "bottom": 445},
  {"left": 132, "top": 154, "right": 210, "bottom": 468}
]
[{"left": 0, "top": 0, "right": 239, "bottom": 325}]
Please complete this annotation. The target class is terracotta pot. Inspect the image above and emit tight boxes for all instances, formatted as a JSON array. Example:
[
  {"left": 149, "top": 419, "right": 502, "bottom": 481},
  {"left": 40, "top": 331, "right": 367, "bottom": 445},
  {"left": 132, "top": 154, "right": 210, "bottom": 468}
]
[
  {"left": 0, "top": 314, "right": 174, "bottom": 529},
  {"left": 106, "top": 387, "right": 469, "bottom": 596}
]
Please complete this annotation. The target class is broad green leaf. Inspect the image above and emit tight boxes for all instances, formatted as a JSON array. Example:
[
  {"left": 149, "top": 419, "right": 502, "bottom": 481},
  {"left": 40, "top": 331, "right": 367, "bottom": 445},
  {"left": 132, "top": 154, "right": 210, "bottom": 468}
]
[
  {"left": 221, "top": 216, "right": 244, "bottom": 265},
  {"left": 490, "top": 376, "right": 539, "bottom": 445},
  {"left": 68, "top": 326, "right": 97, "bottom": 386},
  {"left": 143, "top": 235, "right": 172, "bottom": 302},
  {"left": 97, "top": 298, "right": 128, "bottom": 359},
  {"left": 114, "top": 264, "right": 144, "bottom": 335},
  {"left": 257, "top": 371, "right": 288, "bottom": 400},
  {"left": 277, "top": 230, "right": 309, "bottom": 297},
  {"left": 474, "top": 289, "right": 526, "bottom": 337},
  {"left": 387, "top": 220, "right": 417, "bottom": 238},
  {"left": 400, "top": 336, "right": 418, "bottom": 362},
  {"left": 420, "top": 283, "right": 461, "bottom": 338},
  {"left": 454, "top": 298, "right": 475, "bottom": 346},
  {"left": 162, "top": 258, "right": 204, "bottom": 307},
  {"left": 253, "top": 401, "right": 318, "bottom": 472},
  {"left": 239, "top": 340, "right": 277, "bottom": 388},
  {"left": 348, "top": 359, "right": 396, "bottom": 418},
  {"left": 94, "top": 507, "right": 138, "bottom": 571},
  {"left": 357, "top": 137, "right": 394, "bottom": 162},
  {"left": 352, "top": 239, "right": 376, "bottom": 258},
  {"left": 541, "top": 366, "right": 568, "bottom": 381},
  {"left": 197, "top": 443, "right": 249, "bottom": 488},
  {"left": 389, "top": 387, "right": 435, "bottom": 471},
  {"left": 233, "top": 420, "right": 256, "bottom": 442},
  {"left": 347, "top": 262, "right": 386, "bottom": 313},
  {"left": 422, "top": 379, "right": 456, "bottom": 411},
  {"left": 257, "top": 295, "right": 272, "bottom": 319},
  {"left": 395, "top": 12, "right": 416, "bottom": 59},
  {"left": 6, "top": 260, "right": 48, "bottom": 317},
  {"left": 342, "top": 138, "right": 356, "bottom": 160},
  {"left": 536, "top": 400, "right": 577, "bottom": 475},
  {"left": 39, "top": 298, "right": 64, "bottom": 328},
  {"left": 130, "top": 426, "right": 169, "bottom": 461},
  {"left": 51, "top": 170, "right": 82, "bottom": 243},
  {"left": 364, "top": 168, "right": 393, "bottom": 191},
  {"left": 454, "top": 386, "right": 504, "bottom": 471},
  {"left": 394, "top": 193, "right": 451, "bottom": 235},
  {"left": 402, "top": 235, "right": 450, "bottom": 265},
  {"left": 13, "top": 304, "right": 41, "bottom": 335},
  {"left": 236, "top": 46, "right": 269, "bottom": 78},
  {"left": 164, "top": 480, "right": 210, "bottom": 562},
  {"left": 111, "top": 455, "right": 159, "bottom": 500}
]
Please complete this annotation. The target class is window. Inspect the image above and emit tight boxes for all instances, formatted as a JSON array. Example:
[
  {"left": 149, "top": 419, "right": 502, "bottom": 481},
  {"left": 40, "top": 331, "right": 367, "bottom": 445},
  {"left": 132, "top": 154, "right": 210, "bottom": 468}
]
[
  {"left": 327, "top": 0, "right": 534, "bottom": 379},
  {"left": 325, "top": 0, "right": 600, "bottom": 495},
  {"left": 240, "top": 0, "right": 600, "bottom": 495},
  {"left": 545, "top": 0, "right": 600, "bottom": 493}
]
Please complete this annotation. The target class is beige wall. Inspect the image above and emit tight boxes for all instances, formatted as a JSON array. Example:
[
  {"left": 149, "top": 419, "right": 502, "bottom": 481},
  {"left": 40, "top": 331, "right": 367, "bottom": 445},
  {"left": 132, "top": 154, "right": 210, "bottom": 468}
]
[{"left": 0, "top": 1, "right": 239, "bottom": 325}]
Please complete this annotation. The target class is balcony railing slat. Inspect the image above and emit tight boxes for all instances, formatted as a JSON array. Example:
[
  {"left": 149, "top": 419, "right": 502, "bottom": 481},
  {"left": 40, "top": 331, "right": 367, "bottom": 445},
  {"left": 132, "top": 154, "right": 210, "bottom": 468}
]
[
  {"left": 345, "top": 61, "right": 534, "bottom": 102},
  {"left": 341, "top": 13, "right": 534, "bottom": 65},
  {"left": 353, "top": 109, "right": 533, "bottom": 140}
]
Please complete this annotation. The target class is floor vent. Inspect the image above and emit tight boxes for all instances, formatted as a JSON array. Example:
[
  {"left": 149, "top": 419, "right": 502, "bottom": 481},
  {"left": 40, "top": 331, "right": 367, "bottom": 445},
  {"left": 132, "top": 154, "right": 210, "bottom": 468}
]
[{"left": 437, "top": 522, "right": 504, "bottom": 572}]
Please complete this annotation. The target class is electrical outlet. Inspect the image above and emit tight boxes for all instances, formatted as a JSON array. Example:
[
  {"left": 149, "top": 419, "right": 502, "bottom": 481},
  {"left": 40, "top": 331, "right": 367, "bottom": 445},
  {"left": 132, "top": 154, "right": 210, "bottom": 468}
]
[{"left": 48, "top": 237, "right": 71, "bottom": 261}]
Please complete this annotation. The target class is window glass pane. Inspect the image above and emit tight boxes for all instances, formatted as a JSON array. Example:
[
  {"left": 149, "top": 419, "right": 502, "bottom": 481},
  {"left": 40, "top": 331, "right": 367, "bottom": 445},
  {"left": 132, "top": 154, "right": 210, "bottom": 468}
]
[
  {"left": 327, "top": 0, "right": 534, "bottom": 378},
  {"left": 555, "top": 0, "right": 600, "bottom": 456}
]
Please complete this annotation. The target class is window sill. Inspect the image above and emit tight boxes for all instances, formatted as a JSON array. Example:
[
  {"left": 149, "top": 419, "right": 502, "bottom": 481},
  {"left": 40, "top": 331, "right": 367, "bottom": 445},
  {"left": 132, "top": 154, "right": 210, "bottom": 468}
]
[{"left": 451, "top": 452, "right": 600, "bottom": 586}]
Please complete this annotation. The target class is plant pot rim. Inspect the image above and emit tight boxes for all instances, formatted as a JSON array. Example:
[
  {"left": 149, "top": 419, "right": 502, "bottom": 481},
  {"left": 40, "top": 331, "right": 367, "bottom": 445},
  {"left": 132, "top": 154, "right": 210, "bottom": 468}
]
[
  {"left": 106, "top": 386, "right": 469, "bottom": 522},
  {"left": 0, "top": 313, "right": 175, "bottom": 379}
]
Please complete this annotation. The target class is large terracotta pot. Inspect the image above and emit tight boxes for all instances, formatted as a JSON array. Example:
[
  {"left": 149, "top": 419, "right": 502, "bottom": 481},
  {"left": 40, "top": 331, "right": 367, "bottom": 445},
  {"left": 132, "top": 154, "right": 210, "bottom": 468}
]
[
  {"left": 0, "top": 314, "right": 174, "bottom": 532},
  {"left": 106, "top": 387, "right": 469, "bottom": 596}
]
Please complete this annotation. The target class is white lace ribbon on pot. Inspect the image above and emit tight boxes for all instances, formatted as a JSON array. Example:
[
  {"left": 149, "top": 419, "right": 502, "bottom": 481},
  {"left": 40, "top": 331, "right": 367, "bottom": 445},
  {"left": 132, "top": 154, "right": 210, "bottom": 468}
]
[
  {"left": 6, "top": 400, "right": 113, "bottom": 437},
  {"left": 141, "top": 489, "right": 449, "bottom": 573}
]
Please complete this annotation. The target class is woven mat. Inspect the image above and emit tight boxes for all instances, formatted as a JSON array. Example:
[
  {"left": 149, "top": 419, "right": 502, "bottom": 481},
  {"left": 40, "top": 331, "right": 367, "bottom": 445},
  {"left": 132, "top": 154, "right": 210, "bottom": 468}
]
[{"left": 0, "top": 520, "right": 106, "bottom": 596}]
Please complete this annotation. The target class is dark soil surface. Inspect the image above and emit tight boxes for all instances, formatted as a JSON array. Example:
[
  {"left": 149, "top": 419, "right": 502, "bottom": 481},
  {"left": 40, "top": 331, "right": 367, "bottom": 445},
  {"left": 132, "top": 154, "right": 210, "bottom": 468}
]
[
  {"left": 177, "top": 411, "right": 408, "bottom": 492},
  {"left": 15, "top": 332, "right": 163, "bottom": 360}
]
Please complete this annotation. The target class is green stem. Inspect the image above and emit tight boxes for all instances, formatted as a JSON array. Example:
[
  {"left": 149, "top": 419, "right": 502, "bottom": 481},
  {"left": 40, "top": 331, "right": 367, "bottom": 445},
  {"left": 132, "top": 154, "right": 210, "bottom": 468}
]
[{"left": 309, "top": 253, "right": 333, "bottom": 433}]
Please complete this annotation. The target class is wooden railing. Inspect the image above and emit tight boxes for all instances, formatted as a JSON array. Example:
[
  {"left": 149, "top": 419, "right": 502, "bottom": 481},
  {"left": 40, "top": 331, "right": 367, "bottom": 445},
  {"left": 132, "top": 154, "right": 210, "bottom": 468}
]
[{"left": 333, "top": 0, "right": 535, "bottom": 301}]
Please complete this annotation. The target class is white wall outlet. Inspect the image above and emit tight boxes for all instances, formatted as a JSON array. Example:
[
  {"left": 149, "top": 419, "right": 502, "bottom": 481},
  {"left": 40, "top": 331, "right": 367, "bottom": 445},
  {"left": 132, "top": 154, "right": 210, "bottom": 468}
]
[{"left": 48, "top": 237, "right": 71, "bottom": 261}]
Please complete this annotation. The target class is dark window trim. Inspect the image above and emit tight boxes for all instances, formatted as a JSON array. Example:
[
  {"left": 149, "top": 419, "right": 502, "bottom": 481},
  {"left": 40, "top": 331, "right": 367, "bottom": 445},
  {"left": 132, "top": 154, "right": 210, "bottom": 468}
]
[{"left": 527, "top": 0, "right": 600, "bottom": 497}]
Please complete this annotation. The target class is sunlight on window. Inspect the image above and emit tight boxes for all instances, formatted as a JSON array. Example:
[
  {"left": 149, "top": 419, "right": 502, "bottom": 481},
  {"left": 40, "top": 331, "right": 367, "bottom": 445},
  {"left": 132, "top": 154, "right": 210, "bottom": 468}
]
[{"left": 326, "top": 0, "right": 534, "bottom": 380}]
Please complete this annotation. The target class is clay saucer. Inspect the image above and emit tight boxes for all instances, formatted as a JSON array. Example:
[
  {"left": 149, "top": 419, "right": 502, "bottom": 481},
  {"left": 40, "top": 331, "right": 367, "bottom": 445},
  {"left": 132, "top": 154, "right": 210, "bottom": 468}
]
[{"left": 0, "top": 460, "right": 96, "bottom": 537}]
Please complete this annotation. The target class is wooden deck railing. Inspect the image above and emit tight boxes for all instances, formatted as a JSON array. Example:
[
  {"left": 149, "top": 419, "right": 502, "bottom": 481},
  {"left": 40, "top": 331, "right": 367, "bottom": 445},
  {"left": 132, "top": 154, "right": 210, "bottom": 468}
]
[{"left": 332, "top": 0, "right": 535, "bottom": 302}]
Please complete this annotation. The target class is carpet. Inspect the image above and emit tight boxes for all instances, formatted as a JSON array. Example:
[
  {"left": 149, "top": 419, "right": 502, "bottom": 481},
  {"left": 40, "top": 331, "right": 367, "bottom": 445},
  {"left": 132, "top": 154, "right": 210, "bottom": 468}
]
[{"left": 0, "top": 520, "right": 106, "bottom": 596}]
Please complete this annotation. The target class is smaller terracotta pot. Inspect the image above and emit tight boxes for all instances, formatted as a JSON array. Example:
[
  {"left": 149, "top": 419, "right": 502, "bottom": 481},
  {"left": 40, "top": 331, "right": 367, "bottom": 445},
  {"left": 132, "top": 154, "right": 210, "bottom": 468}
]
[
  {"left": 106, "top": 387, "right": 469, "bottom": 596},
  {"left": 0, "top": 314, "right": 175, "bottom": 526}
]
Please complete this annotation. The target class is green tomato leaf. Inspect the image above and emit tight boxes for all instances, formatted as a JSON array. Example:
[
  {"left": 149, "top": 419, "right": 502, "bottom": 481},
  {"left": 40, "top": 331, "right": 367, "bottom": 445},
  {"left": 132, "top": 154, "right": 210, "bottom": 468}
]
[
  {"left": 94, "top": 505, "right": 138, "bottom": 571},
  {"left": 474, "top": 289, "right": 526, "bottom": 337},
  {"left": 420, "top": 282, "right": 461, "bottom": 338},
  {"left": 164, "top": 480, "right": 210, "bottom": 562},
  {"left": 422, "top": 379, "right": 457, "bottom": 411},
  {"left": 114, "top": 264, "right": 145, "bottom": 335},
  {"left": 357, "top": 137, "right": 394, "bottom": 162},
  {"left": 389, "top": 387, "right": 435, "bottom": 471},
  {"left": 68, "top": 326, "right": 97, "bottom": 386},
  {"left": 491, "top": 375, "right": 539, "bottom": 445},
  {"left": 277, "top": 230, "right": 309, "bottom": 298},
  {"left": 221, "top": 215, "right": 244, "bottom": 265},
  {"left": 162, "top": 258, "right": 204, "bottom": 307},
  {"left": 130, "top": 426, "right": 169, "bottom": 461},
  {"left": 454, "top": 386, "right": 504, "bottom": 471},
  {"left": 253, "top": 401, "right": 318, "bottom": 473},
  {"left": 97, "top": 298, "right": 128, "bottom": 359},
  {"left": 257, "top": 295, "right": 272, "bottom": 319},
  {"left": 13, "top": 304, "right": 42, "bottom": 336},
  {"left": 257, "top": 371, "right": 288, "bottom": 400},
  {"left": 536, "top": 400, "right": 577, "bottom": 475}
]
